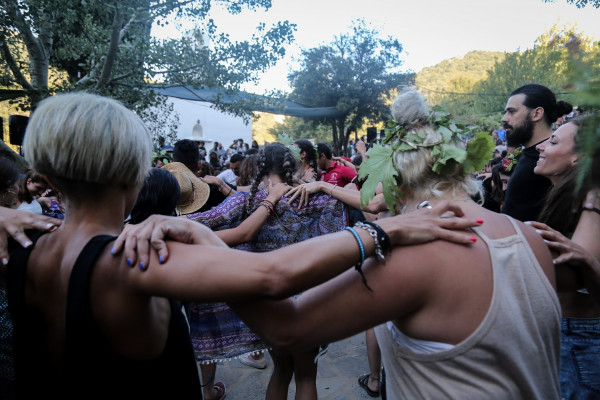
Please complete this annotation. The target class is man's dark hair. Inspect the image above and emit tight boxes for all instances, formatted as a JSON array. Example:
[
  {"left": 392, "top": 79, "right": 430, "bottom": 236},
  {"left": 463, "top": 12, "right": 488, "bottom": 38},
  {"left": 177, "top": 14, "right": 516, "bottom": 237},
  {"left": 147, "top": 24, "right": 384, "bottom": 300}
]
[
  {"left": 173, "top": 139, "right": 200, "bottom": 173},
  {"left": 317, "top": 142, "right": 332, "bottom": 160},
  {"left": 230, "top": 153, "right": 244, "bottom": 164},
  {"left": 510, "top": 84, "right": 573, "bottom": 127}
]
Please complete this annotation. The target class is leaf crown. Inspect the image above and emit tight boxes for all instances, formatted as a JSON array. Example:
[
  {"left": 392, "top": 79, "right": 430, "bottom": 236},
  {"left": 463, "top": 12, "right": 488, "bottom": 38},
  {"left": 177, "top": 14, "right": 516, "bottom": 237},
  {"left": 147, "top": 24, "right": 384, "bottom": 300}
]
[{"left": 358, "top": 106, "right": 495, "bottom": 214}]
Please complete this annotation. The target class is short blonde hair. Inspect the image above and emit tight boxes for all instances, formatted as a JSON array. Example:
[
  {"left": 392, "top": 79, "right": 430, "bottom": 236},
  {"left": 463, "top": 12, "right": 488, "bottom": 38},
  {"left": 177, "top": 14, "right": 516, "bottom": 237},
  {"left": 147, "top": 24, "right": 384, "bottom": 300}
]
[
  {"left": 24, "top": 92, "right": 151, "bottom": 187},
  {"left": 390, "top": 89, "right": 481, "bottom": 207}
]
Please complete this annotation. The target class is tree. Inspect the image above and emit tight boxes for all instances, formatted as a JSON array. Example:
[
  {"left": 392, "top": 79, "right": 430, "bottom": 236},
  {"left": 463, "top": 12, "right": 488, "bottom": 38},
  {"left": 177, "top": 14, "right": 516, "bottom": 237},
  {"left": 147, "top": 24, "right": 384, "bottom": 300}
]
[
  {"left": 471, "top": 24, "right": 597, "bottom": 116},
  {"left": 0, "top": 0, "right": 295, "bottom": 142},
  {"left": 543, "top": 0, "right": 600, "bottom": 8},
  {"left": 267, "top": 115, "right": 333, "bottom": 144},
  {"left": 287, "top": 19, "right": 411, "bottom": 155}
]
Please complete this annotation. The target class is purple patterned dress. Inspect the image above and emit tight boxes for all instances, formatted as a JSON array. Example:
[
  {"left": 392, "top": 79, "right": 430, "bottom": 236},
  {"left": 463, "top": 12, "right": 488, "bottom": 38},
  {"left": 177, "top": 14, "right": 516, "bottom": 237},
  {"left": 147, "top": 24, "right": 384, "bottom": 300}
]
[{"left": 185, "top": 189, "right": 347, "bottom": 363}]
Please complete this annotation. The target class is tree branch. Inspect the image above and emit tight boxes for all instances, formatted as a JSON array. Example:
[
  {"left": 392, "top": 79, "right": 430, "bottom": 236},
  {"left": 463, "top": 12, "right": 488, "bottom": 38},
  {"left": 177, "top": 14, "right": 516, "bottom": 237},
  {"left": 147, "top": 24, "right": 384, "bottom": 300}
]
[
  {"left": 0, "top": 33, "right": 34, "bottom": 91},
  {"left": 96, "top": 7, "right": 124, "bottom": 90}
]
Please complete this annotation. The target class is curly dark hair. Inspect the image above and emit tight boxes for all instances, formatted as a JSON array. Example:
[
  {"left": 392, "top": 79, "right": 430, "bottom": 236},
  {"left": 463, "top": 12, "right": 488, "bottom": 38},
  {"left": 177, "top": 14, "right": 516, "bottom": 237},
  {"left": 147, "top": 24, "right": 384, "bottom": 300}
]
[
  {"left": 294, "top": 139, "right": 321, "bottom": 181},
  {"left": 237, "top": 154, "right": 260, "bottom": 187},
  {"left": 245, "top": 143, "right": 299, "bottom": 217}
]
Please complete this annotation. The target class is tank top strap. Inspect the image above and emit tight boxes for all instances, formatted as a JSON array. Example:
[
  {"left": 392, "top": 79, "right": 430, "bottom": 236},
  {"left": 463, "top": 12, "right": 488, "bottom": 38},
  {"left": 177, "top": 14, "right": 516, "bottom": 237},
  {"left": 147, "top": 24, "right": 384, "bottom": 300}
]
[
  {"left": 65, "top": 235, "right": 116, "bottom": 360},
  {"left": 470, "top": 214, "right": 523, "bottom": 244}
]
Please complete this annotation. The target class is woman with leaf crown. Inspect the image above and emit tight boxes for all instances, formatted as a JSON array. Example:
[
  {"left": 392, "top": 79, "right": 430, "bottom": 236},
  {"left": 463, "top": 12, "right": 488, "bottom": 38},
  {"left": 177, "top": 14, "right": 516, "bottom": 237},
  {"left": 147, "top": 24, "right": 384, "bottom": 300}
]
[
  {"left": 115, "top": 89, "right": 561, "bottom": 399},
  {"left": 227, "top": 88, "right": 562, "bottom": 399}
]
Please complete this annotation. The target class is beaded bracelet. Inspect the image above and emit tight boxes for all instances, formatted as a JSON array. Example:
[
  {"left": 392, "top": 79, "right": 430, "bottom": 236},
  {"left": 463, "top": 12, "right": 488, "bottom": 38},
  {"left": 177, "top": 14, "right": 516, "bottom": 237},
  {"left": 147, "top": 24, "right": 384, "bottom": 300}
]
[
  {"left": 345, "top": 226, "right": 373, "bottom": 291},
  {"left": 580, "top": 205, "right": 600, "bottom": 216},
  {"left": 357, "top": 221, "right": 391, "bottom": 261}
]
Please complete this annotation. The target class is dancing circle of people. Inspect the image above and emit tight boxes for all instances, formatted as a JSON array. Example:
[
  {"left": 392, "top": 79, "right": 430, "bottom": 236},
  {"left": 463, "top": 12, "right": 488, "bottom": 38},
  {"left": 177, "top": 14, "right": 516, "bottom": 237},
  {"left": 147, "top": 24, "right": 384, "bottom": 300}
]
[{"left": 0, "top": 83, "right": 599, "bottom": 400}]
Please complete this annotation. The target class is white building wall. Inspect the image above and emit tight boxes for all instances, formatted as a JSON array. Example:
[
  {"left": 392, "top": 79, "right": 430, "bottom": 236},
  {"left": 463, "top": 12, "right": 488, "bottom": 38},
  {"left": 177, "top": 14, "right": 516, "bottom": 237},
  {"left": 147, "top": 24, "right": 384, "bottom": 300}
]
[{"left": 168, "top": 96, "right": 252, "bottom": 149}]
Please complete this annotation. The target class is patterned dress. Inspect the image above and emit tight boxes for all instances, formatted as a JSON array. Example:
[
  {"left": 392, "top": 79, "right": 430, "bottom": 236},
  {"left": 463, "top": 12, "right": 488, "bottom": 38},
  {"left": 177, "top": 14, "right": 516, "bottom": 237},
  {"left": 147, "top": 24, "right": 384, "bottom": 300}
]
[{"left": 185, "top": 189, "right": 347, "bottom": 362}]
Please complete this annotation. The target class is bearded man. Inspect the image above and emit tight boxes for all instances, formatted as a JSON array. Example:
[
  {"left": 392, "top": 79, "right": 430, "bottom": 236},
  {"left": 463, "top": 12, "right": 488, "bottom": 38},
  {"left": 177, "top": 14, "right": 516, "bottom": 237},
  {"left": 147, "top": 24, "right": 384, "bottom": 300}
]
[{"left": 500, "top": 84, "right": 572, "bottom": 221}]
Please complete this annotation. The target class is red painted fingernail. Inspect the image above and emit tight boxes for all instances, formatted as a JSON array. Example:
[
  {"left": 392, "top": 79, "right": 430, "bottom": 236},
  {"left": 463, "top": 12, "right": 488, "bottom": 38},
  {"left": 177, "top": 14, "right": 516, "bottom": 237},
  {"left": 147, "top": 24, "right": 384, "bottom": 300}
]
[
  {"left": 469, "top": 237, "right": 477, "bottom": 242},
  {"left": 476, "top": 219, "right": 484, "bottom": 224}
]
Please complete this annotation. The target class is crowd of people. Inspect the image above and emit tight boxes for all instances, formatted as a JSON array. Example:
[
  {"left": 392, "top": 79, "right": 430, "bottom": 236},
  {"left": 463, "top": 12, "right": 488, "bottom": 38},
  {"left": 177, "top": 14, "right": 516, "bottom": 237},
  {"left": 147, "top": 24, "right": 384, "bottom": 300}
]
[{"left": 0, "top": 82, "right": 598, "bottom": 400}]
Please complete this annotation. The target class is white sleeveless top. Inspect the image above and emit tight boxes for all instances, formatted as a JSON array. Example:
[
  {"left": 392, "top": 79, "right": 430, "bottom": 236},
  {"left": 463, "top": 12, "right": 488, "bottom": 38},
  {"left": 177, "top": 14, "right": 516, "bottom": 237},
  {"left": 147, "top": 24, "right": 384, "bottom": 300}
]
[{"left": 375, "top": 216, "right": 561, "bottom": 400}]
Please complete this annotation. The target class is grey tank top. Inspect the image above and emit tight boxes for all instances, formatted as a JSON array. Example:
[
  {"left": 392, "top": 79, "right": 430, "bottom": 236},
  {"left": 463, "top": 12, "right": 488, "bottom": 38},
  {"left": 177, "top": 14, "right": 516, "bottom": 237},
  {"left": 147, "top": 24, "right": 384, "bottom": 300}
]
[{"left": 375, "top": 215, "right": 561, "bottom": 400}]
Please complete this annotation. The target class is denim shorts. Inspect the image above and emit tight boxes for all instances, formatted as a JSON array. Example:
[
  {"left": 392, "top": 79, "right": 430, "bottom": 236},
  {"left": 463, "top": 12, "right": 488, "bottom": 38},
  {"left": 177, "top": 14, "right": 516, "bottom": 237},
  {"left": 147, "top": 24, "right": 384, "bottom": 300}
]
[{"left": 560, "top": 317, "right": 600, "bottom": 399}]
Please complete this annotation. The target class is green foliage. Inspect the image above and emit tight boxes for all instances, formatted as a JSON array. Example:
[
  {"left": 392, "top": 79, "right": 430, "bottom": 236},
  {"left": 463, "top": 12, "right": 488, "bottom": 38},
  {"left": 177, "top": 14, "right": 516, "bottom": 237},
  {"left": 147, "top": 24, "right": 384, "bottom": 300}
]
[
  {"left": 358, "top": 108, "right": 494, "bottom": 214},
  {"left": 0, "top": 0, "right": 295, "bottom": 137},
  {"left": 266, "top": 115, "right": 332, "bottom": 143},
  {"left": 288, "top": 19, "right": 411, "bottom": 155},
  {"left": 414, "top": 24, "right": 600, "bottom": 134},
  {"left": 416, "top": 50, "right": 506, "bottom": 108},
  {"left": 543, "top": 0, "right": 600, "bottom": 8},
  {"left": 472, "top": 24, "right": 594, "bottom": 115}
]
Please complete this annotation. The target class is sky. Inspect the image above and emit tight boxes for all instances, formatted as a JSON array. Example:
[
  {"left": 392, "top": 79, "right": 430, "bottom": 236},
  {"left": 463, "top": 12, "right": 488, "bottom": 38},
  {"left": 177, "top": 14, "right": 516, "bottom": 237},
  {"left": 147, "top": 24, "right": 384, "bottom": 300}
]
[{"left": 153, "top": 0, "right": 600, "bottom": 93}]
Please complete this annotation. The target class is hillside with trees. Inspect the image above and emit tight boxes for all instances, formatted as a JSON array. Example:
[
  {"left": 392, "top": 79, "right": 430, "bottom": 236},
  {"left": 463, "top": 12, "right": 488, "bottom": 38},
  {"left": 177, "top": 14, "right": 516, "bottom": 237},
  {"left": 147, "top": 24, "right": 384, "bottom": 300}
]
[{"left": 415, "top": 50, "right": 506, "bottom": 111}]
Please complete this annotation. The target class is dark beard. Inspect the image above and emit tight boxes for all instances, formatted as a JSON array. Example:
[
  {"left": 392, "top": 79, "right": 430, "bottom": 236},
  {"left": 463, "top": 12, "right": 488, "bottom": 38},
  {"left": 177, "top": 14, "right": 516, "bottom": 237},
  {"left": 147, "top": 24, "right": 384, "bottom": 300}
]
[{"left": 505, "top": 115, "right": 534, "bottom": 147}]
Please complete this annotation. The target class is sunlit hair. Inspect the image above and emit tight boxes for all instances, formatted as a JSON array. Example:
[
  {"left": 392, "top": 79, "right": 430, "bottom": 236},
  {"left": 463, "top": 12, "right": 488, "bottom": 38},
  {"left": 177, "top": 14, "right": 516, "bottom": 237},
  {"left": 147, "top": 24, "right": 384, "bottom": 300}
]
[
  {"left": 17, "top": 169, "right": 48, "bottom": 203},
  {"left": 24, "top": 92, "right": 151, "bottom": 187},
  {"left": 390, "top": 88, "right": 481, "bottom": 209}
]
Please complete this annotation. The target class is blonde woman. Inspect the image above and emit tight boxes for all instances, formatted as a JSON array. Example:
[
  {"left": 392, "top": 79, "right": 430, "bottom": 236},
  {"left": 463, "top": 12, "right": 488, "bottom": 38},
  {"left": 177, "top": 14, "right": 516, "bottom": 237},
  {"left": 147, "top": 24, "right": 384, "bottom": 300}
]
[
  {"left": 5, "top": 92, "right": 481, "bottom": 399},
  {"left": 121, "top": 89, "right": 560, "bottom": 399}
]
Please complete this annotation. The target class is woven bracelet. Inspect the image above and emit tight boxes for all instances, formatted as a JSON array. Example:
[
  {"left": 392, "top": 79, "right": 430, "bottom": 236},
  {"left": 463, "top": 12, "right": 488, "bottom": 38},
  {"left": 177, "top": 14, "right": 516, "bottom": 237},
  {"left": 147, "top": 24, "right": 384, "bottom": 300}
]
[
  {"left": 345, "top": 227, "right": 373, "bottom": 292},
  {"left": 580, "top": 205, "right": 600, "bottom": 217}
]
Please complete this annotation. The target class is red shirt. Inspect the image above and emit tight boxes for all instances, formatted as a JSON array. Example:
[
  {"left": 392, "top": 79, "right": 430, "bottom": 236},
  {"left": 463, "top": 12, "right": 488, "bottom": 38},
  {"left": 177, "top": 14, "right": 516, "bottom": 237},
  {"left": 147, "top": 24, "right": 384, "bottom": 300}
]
[{"left": 321, "top": 161, "right": 357, "bottom": 187}]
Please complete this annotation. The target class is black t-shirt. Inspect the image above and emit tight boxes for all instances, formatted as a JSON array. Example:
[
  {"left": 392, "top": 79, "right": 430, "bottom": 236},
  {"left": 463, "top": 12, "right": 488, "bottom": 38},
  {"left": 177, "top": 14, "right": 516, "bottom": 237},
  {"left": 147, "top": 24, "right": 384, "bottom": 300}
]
[
  {"left": 501, "top": 143, "right": 551, "bottom": 222},
  {"left": 198, "top": 183, "right": 235, "bottom": 213}
]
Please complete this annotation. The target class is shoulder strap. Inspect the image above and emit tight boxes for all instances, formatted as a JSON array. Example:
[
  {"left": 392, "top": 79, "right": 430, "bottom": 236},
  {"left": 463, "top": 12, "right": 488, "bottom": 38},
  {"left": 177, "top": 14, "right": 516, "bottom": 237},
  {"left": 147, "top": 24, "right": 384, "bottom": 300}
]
[
  {"left": 65, "top": 235, "right": 116, "bottom": 359},
  {"left": 6, "top": 230, "right": 49, "bottom": 322}
]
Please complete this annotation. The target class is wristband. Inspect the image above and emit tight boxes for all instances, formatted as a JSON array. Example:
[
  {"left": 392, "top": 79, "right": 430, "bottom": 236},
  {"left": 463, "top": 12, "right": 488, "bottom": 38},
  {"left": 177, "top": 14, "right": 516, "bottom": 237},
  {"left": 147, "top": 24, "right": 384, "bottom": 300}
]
[
  {"left": 345, "top": 226, "right": 373, "bottom": 291},
  {"left": 357, "top": 221, "right": 391, "bottom": 260},
  {"left": 580, "top": 205, "right": 600, "bottom": 216}
]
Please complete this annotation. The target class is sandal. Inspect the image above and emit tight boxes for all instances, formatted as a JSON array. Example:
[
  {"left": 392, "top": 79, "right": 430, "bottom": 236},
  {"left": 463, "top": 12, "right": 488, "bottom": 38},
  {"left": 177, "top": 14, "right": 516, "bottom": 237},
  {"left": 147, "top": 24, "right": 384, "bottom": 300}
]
[
  {"left": 358, "top": 374, "right": 380, "bottom": 398},
  {"left": 206, "top": 381, "right": 226, "bottom": 400}
]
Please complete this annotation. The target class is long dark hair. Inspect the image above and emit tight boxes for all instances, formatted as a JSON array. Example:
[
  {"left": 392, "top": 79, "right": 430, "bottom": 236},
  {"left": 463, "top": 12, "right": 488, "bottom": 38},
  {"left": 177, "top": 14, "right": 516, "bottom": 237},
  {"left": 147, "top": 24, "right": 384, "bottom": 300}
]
[
  {"left": 237, "top": 154, "right": 259, "bottom": 187},
  {"left": 128, "top": 168, "right": 181, "bottom": 224},
  {"left": 491, "top": 163, "right": 512, "bottom": 205},
  {"left": 537, "top": 117, "right": 587, "bottom": 236},
  {"left": 294, "top": 139, "right": 321, "bottom": 181},
  {"left": 17, "top": 170, "right": 48, "bottom": 203},
  {"left": 245, "top": 143, "right": 298, "bottom": 217}
]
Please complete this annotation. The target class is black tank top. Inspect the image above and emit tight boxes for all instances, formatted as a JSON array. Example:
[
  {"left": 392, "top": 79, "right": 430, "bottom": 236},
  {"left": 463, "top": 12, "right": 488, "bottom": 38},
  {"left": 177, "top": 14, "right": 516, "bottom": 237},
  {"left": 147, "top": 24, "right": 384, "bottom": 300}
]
[{"left": 7, "top": 232, "right": 202, "bottom": 399}]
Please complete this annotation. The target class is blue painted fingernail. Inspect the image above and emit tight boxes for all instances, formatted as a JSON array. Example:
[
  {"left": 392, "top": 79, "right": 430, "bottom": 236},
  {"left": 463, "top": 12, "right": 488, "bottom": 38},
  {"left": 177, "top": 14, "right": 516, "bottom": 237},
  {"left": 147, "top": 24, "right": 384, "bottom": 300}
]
[
  {"left": 110, "top": 247, "right": 115, "bottom": 255},
  {"left": 159, "top": 256, "right": 164, "bottom": 264},
  {"left": 126, "top": 258, "right": 132, "bottom": 267},
  {"left": 139, "top": 262, "right": 144, "bottom": 270}
]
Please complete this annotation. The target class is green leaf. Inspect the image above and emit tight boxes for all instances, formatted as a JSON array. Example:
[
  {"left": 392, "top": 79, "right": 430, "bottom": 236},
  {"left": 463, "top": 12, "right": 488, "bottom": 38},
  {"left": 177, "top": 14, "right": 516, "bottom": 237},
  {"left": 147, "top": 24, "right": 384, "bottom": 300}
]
[
  {"left": 432, "top": 144, "right": 467, "bottom": 174},
  {"left": 463, "top": 132, "right": 495, "bottom": 174},
  {"left": 359, "top": 144, "right": 402, "bottom": 214},
  {"left": 437, "top": 125, "right": 453, "bottom": 143}
]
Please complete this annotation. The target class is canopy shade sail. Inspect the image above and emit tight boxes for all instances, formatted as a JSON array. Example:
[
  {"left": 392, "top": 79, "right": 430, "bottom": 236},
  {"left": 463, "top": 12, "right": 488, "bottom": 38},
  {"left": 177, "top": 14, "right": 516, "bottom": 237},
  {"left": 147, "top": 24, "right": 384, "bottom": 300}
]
[{"left": 151, "top": 85, "right": 346, "bottom": 119}]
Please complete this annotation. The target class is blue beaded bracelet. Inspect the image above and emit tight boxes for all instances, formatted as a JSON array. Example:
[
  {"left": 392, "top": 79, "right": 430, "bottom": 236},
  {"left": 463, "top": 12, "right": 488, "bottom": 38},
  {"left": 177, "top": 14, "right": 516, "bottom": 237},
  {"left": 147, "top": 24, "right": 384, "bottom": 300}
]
[{"left": 345, "top": 226, "right": 373, "bottom": 291}]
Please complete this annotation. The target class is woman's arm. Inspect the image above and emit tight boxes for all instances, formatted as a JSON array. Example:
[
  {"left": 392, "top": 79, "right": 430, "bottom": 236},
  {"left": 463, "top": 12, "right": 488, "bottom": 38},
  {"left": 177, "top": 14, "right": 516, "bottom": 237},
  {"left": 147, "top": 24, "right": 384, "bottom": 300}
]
[
  {"left": 332, "top": 156, "right": 357, "bottom": 172},
  {"left": 527, "top": 219, "right": 600, "bottom": 302},
  {"left": 201, "top": 174, "right": 236, "bottom": 197},
  {"left": 113, "top": 201, "right": 483, "bottom": 297},
  {"left": 214, "top": 183, "right": 290, "bottom": 246},
  {"left": 0, "top": 207, "right": 62, "bottom": 266},
  {"left": 287, "top": 181, "right": 386, "bottom": 214},
  {"left": 572, "top": 190, "right": 600, "bottom": 260}
]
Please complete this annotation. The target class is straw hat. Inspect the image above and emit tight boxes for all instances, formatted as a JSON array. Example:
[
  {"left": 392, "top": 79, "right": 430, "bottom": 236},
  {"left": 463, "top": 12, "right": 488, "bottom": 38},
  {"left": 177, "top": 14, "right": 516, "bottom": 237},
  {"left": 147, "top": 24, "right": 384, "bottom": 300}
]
[{"left": 162, "top": 162, "right": 210, "bottom": 214}]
